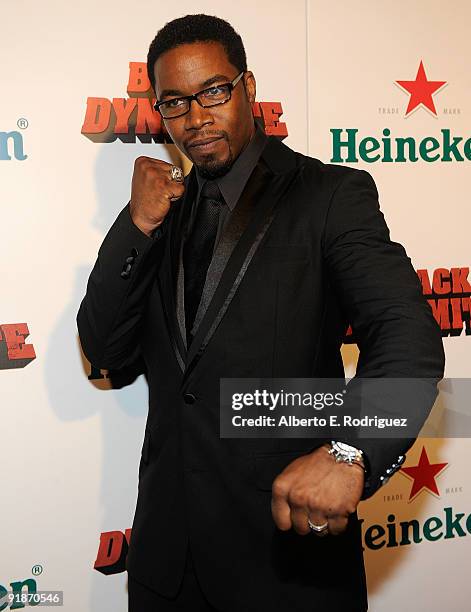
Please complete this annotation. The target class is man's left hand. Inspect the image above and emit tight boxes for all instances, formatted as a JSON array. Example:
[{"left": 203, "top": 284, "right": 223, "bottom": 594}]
[{"left": 271, "top": 444, "right": 364, "bottom": 536}]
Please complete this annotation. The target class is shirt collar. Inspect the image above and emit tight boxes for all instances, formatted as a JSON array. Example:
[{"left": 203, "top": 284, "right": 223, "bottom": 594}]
[{"left": 195, "top": 122, "right": 268, "bottom": 211}]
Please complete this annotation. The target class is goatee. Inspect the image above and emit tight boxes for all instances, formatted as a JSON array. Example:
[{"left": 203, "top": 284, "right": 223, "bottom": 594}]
[{"left": 196, "top": 153, "right": 234, "bottom": 179}]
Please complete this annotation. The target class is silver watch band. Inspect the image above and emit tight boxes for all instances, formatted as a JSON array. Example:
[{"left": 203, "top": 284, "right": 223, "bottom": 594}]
[{"left": 329, "top": 440, "right": 366, "bottom": 470}]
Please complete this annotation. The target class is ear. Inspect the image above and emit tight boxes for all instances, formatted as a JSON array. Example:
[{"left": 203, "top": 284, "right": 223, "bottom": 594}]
[{"left": 243, "top": 71, "right": 256, "bottom": 105}]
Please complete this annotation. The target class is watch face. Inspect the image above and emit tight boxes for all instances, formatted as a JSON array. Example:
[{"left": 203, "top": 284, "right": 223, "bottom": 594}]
[
  {"left": 333, "top": 441, "right": 362, "bottom": 461},
  {"left": 336, "top": 442, "right": 357, "bottom": 454}
]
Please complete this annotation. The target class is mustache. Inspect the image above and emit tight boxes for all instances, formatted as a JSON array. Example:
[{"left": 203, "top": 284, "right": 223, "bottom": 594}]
[{"left": 184, "top": 131, "right": 228, "bottom": 148}]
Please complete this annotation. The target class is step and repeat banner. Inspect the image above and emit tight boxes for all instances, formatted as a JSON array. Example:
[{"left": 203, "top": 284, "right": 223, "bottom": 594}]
[{"left": 1, "top": 1, "right": 469, "bottom": 610}]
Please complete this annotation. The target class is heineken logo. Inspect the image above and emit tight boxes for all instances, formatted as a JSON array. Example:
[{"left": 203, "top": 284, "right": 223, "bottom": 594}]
[
  {"left": 331, "top": 61, "right": 466, "bottom": 163},
  {"left": 361, "top": 506, "right": 471, "bottom": 550},
  {"left": 399, "top": 446, "right": 448, "bottom": 501},
  {"left": 396, "top": 60, "right": 447, "bottom": 117},
  {"left": 330, "top": 128, "right": 471, "bottom": 163},
  {"left": 361, "top": 446, "right": 468, "bottom": 550},
  {"left": 0, "top": 578, "right": 38, "bottom": 609}
]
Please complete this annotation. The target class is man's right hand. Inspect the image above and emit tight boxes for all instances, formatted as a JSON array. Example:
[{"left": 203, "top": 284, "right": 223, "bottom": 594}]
[{"left": 130, "top": 156, "right": 185, "bottom": 237}]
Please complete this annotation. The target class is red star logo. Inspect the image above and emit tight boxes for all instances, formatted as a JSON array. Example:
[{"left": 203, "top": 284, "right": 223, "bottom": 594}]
[
  {"left": 400, "top": 446, "right": 448, "bottom": 501},
  {"left": 396, "top": 61, "right": 447, "bottom": 116}
]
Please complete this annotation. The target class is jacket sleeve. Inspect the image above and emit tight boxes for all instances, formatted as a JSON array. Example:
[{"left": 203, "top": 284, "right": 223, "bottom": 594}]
[
  {"left": 322, "top": 168, "right": 445, "bottom": 499},
  {"left": 77, "top": 202, "right": 168, "bottom": 371}
]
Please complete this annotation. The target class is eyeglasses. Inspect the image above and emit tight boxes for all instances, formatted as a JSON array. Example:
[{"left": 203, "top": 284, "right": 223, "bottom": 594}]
[{"left": 154, "top": 71, "right": 245, "bottom": 119}]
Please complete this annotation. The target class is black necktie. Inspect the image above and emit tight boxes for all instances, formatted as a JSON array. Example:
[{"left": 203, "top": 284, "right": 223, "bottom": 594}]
[{"left": 184, "top": 180, "right": 223, "bottom": 345}]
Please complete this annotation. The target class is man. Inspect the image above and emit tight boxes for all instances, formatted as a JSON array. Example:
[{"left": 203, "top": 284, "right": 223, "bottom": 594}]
[{"left": 77, "top": 13, "right": 445, "bottom": 612}]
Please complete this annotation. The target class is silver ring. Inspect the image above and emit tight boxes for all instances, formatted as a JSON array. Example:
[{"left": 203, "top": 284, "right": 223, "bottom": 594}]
[
  {"left": 308, "top": 519, "right": 329, "bottom": 533},
  {"left": 170, "top": 165, "right": 184, "bottom": 183}
]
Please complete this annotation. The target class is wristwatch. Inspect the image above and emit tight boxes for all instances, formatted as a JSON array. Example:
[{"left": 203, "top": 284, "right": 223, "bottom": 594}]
[{"left": 328, "top": 440, "right": 366, "bottom": 471}]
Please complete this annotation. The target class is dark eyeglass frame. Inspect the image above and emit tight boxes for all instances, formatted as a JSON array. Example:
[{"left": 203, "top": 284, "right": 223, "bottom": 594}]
[{"left": 154, "top": 71, "right": 245, "bottom": 119}]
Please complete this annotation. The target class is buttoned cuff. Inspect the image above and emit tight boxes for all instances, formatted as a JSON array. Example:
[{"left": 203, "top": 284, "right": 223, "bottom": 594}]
[{"left": 118, "top": 203, "right": 166, "bottom": 279}]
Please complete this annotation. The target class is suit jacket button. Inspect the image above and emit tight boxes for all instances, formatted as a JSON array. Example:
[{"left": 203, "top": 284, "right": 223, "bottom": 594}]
[{"left": 183, "top": 393, "right": 196, "bottom": 405}]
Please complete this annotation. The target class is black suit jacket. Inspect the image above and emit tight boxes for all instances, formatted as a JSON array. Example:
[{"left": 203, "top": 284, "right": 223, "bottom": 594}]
[{"left": 77, "top": 136, "right": 445, "bottom": 611}]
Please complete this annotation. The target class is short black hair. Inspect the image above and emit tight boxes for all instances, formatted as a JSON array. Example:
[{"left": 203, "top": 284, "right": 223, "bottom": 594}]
[{"left": 147, "top": 14, "right": 247, "bottom": 94}]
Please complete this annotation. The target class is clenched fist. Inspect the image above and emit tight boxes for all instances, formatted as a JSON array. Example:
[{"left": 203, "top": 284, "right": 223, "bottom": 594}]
[
  {"left": 130, "top": 156, "right": 185, "bottom": 237},
  {"left": 271, "top": 444, "right": 364, "bottom": 536}
]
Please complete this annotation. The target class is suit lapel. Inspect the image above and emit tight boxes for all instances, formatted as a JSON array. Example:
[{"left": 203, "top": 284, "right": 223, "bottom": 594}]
[
  {"left": 182, "top": 137, "right": 301, "bottom": 382},
  {"left": 157, "top": 169, "right": 197, "bottom": 372},
  {"left": 190, "top": 161, "right": 269, "bottom": 336}
]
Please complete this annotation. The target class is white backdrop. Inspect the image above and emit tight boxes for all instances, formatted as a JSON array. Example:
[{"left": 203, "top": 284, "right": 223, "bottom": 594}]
[{"left": 1, "top": 1, "right": 469, "bottom": 610}]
